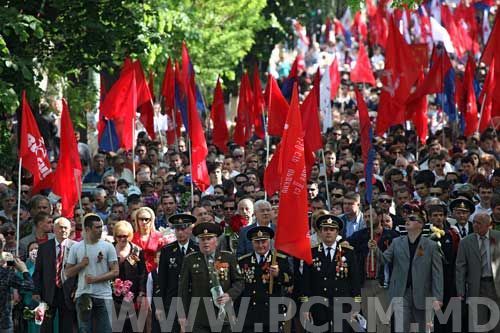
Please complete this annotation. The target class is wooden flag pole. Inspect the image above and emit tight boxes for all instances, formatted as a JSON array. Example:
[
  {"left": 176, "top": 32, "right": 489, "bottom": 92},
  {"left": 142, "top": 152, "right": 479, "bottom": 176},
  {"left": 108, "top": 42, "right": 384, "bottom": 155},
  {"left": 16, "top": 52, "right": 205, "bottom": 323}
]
[
  {"left": 15, "top": 159, "right": 22, "bottom": 257},
  {"left": 369, "top": 203, "right": 375, "bottom": 270},
  {"left": 268, "top": 248, "right": 277, "bottom": 294},
  {"left": 320, "top": 149, "right": 332, "bottom": 210}
]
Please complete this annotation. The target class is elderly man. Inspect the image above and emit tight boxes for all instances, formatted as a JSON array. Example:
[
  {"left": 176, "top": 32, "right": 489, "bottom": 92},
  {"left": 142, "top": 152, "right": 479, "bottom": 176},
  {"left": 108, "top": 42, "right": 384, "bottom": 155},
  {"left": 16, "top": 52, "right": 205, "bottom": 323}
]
[
  {"left": 456, "top": 213, "right": 500, "bottom": 332},
  {"left": 450, "top": 198, "right": 475, "bottom": 239},
  {"left": 178, "top": 222, "right": 244, "bottom": 333},
  {"left": 237, "top": 200, "right": 274, "bottom": 258},
  {"left": 33, "top": 217, "right": 77, "bottom": 333},
  {"left": 369, "top": 203, "right": 443, "bottom": 333},
  {"left": 238, "top": 226, "right": 293, "bottom": 333}
]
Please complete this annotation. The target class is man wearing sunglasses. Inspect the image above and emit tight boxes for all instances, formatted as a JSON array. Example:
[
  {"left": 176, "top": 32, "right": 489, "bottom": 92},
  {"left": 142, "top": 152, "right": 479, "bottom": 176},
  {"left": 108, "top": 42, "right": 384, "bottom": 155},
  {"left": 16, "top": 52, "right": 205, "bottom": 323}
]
[{"left": 369, "top": 204, "right": 443, "bottom": 333}]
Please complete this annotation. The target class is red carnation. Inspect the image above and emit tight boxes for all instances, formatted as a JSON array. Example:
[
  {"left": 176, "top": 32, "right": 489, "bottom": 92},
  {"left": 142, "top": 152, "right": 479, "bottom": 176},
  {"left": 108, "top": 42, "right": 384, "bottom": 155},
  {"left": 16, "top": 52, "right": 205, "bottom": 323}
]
[{"left": 229, "top": 214, "right": 249, "bottom": 234}]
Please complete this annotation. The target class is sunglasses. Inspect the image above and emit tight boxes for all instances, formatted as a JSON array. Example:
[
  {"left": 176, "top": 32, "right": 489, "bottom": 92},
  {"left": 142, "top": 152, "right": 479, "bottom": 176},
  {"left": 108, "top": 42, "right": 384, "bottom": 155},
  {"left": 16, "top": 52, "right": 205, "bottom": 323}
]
[
  {"left": 270, "top": 200, "right": 279, "bottom": 205},
  {"left": 234, "top": 155, "right": 243, "bottom": 158},
  {"left": 429, "top": 192, "right": 442, "bottom": 196},
  {"left": 213, "top": 205, "right": 223, "bottom": 209},
  {"left": 154, "top": 182, "right": 163, "bottom": 185},
  {"left": 378, "top": 199, "right": 392, "bottom": 203},
  {"left": 407, "top": 215, "right": 423, "bottom": 223},
  {"left": 4, "top": 231, "right": 15, "bottom": 236},
  {"left": 248, "top": 160, "right": 258, "bottom": 163},
  {"left": 137, "top": 217, "right": 151, "bottom": 222},
  {"left": 332, "top": 194, "right": 343, "bottom": 198},
  {"left": 224, "top": 206, "right": 236, "bottom": 211},
  {"left": 115, "top": 235, "right": 128, "bottom": 239}
]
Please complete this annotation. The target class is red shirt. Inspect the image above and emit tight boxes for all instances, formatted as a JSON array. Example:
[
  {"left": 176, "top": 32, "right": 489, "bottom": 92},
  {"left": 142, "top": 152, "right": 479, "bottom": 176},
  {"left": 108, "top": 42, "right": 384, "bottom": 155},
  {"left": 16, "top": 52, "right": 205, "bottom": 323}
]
[{"left": 131, "top": 231, "right": 166, "bottom": 272}]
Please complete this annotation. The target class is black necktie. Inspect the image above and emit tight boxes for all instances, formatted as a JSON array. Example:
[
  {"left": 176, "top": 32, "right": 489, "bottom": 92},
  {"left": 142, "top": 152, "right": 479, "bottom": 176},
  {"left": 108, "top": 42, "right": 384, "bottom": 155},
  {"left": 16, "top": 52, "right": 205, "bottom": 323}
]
[
  {"left": 326, "top": 247, "right": 332, "bottom": 262},
  {"left": 181, "top": 246, "right": 186, "bottom": 256},
  {"left": 461, "top": 226, "right": 467, "bottom": 238},
  {"left": 259, "top": 255, "right": 264, "bottom": 265}
]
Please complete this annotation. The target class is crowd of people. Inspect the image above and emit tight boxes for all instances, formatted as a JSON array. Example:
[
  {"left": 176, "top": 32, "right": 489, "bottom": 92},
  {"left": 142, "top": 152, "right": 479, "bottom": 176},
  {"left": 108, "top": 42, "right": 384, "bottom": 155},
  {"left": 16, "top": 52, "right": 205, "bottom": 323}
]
[{"left": 1, "top": 5, "right": 500, "bottom": 333}]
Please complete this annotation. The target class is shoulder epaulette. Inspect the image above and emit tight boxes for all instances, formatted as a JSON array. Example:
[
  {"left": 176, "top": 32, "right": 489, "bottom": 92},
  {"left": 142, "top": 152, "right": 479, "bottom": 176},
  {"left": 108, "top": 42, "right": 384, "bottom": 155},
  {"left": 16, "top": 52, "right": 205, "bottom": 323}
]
[
  {"left": 276, "top": 252, "right": 287, "bottom": 259},
  {"left": 185, "top": 251, "right": 198, "bottom": 258},
  {"left": 238, "top": 253, "right": 252, "bottom": 261}
]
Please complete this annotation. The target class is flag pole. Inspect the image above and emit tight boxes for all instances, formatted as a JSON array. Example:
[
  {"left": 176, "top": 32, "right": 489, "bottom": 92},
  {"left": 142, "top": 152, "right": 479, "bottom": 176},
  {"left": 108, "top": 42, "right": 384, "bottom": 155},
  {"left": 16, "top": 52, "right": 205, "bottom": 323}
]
[
  {"left": 369, "top": 203, "right": 374, "bottom": 270},
  {"left": 132, "top": 116, "right": 136, "bottom": 186},
  {"left": 107, "top": 120, "right": 114, "bottom": 152},
  {"left": 268, "top": 248, "right": 277, "bottom": 294},
  {"left": 320, "top": 149, "right": 331, "bottom": 210},
  {"left": 416, "top": 135, "right": 419, "bottom": 163},
  {"left": 188, "top": 137, "right": 194, "bottom": 208},
  {"left": 477, "top": 93, "right": 488, "bottom": 136},
  {"left": 15, "top": 159, "right": 22, "bottom": 257},
  {"left": 264, "top": 107, "right": 270, "bottom": 202}
]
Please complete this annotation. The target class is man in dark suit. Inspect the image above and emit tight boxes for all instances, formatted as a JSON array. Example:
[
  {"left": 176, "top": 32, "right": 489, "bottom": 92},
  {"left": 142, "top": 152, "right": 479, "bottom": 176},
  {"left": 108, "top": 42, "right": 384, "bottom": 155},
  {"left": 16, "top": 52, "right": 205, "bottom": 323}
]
[
  {"left": 237, "top": 200, "right": 275, "bottom": 258},
  {"left": 299, "top": 214, "right": 362, "bottom": 332},
  {"left": 158, "top": 213, "right": 198, "bottom": 333},
  {"left": 450, "top": 198, "right": 475, "bottom": 239},
  {"left": 178, "top": 222, "right": 244, "bottom": 333},
  {"left": 32, "top": 217, "right": 77, "bottom": 333},
  {"left": 238, "top": 226, "right": 293, "bottom": 333}
]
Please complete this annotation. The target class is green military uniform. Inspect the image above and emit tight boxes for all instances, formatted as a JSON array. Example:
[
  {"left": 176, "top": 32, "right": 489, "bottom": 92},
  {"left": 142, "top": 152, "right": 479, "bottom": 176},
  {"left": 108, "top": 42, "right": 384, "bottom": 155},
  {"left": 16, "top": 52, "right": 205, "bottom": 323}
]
[{"left": 178, "top": 222, "right": 244, "bottom": 333}]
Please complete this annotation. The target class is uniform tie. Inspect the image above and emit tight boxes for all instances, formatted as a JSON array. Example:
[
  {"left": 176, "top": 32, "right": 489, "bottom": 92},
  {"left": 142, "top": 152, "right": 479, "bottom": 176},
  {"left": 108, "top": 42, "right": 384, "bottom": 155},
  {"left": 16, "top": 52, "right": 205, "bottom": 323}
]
[
  {"left": 461, "top": 226, "right": 467, "bottom": 238},
  {"left": 326, "top": 247, "right": 333, "bottom": 262}
]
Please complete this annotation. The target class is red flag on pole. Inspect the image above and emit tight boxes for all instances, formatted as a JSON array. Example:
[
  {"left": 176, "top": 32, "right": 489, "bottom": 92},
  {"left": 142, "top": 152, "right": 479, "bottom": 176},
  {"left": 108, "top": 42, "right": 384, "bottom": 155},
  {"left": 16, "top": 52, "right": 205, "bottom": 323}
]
[
  {"left": 479, "top": 58, "right": 495, "bottom": 133},
  {"left": 100, "top": 68, "right": 138, "bottom": 150},
  {"left": 19, "top": 91, "right": 53, "bottom": 193},
  {"left": 263, "top": 145, "right": 281, "bottom": 196},
  {"left": 406, "top": 72, "right": 428, "bottom": 144},
  {"left": 350, "top": 42, "right": 376, "bottom": 85},
  {"left": 210, "top": 78, "right": 229, "bottom": 153},
  {"left": 480, "top": 12, "right": 500, "bottom": 126},
  {"left": 275, "top": 83, "right": 312, "bottom": 265},
  {"left": 376, "top": 16, "right": 419, "bottom": 136},
  {"left": 233, "top": 72, "right": 253, "bottom": 146},
  {"left": 301, "top": 73, "right": 323, "bottom": 152},
  {"left": 463, "top": 57, "right": 479, "bottom": 137},
  {"left": 161, "top": 58, "right": 175, "bottom": 115},
  {"left": 187, "top": 77, "right": 210, "bottom": 192},
  {"left": 252, "top": 66, "right": 265, "bottom": 139},
  {"left": 52, "top": 99, "right": 82, "bottom": 218},
  {"left": 330, "top": 57, "right": 341, "bottom": 100},
  {"left": 264, "top": 74, "right": 289, "bottom": 136}
]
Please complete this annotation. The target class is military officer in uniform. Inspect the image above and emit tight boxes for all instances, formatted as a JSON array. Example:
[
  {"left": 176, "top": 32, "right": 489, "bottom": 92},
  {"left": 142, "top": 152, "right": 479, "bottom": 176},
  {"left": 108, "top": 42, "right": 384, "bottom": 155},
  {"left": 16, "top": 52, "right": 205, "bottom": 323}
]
[
  {"left": 178, "top": 222, "right": 245, "bottom": 333},
  {"left": 238, "top": 226, "right": 293, "bottom": 333},
  {"left": 158, "top": 213, "right": 198, "bottom": 332},
  {"left": 299, "top": 214, "right": 362, "bottom": 332}
]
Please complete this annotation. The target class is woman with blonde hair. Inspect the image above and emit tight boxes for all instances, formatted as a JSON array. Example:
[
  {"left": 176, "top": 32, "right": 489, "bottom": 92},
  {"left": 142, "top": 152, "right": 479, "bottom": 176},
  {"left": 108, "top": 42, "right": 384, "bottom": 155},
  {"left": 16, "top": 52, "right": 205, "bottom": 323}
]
[
  {"left": 131, "top": 207, "right": 168, "bottom": 273},
  {"left": 113, "top": 220, "right": 146, "bottom": 333}
]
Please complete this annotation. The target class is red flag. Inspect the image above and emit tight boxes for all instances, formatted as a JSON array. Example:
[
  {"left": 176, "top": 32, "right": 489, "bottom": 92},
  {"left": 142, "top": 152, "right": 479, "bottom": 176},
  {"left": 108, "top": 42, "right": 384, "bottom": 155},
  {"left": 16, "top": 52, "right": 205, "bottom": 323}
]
[
  {"left": 350, "top": 42, "right": 376, "bottom": 85},
  {"left": 406, "top": 47, "right": 452, "bottom": 105},
  {"left": 139, "top": 74, "right": 156, "bottom": 140},
  {"left": 52, "top": 99, "right": 82, "bottom": 218},
  {"left": 210, "top": 78, "right": 229, "bottom": 153},
  {"left": 479, "top": 58, "right": 495, "bottom": 133},
  {"left": 275, "top": 83, "right": 312, "bottom": 264},
  {"left": 264, "top": 74, "right": 289, "bottom": 136},
  {"left": 463, "top": 57, "right": 479, "bottom": 137},
  {"left": 409, "top": 44, "right": 429, "bottom": 70},
  {"left": 300, "top": 73, "right": 323, "bottom": 152},
  {"left": 233, "top": 72, "right": 253, "bottom": 146},
  {"left": 376, "top": 16, "right": 419, "bottom": 136},
  {"left": 161, "top": 58, "right": 175, "bottom": 115},
  {"left": 19, "top": 91, "right": 53, "bottom": 193},
  {"left": 121, "top": 59, "right": 152, "bottom": 107},
  {"left": 187, "top": 78, "right": 210, "bottom": 192},
  {"left": 406, "top": 72, "right": 428, "bottom": 144},
  {"left": 100, "top": 68, "right": 137, "bottom": 150},
  {"left": 263, "top": 145, "right": 281, "bottom": 196},
  {"left": 330, "top": 57, "right": 341, "bottom": 100},
  {"left": 180, "top": 43, "right": 209, "bottom": 190},
  {"left": 481, "top": 12, "right": 500, "bottom": 124},
  {"left": 252, "top": 66, "right": 265, "bottom": 139}
]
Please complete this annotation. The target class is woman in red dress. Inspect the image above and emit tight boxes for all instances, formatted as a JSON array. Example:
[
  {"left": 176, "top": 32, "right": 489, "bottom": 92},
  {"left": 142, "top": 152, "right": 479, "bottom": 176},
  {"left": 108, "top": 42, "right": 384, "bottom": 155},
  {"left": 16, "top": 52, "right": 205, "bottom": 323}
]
[{"left": 131, "top": 206, "right": 168, "bottom": 273}]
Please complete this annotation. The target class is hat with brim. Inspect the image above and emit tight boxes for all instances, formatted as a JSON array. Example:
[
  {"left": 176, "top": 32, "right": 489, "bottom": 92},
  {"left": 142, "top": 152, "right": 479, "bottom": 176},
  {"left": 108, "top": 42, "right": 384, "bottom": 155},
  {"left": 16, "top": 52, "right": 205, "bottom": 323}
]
[
  {"left": 247, "top": 226, "right": 274, "bottom": 241},
  {"left": 316, "top": 214, "right": 343, "bottom": 231},
  {"left": 193, "top": 222, "right": 222, "bottom": 238},
  {"left": 168, "top": 213, "right": 196, "bottom": 228},
  {"left": 450, "top": 198, "right": 475, "bottom": 214}
]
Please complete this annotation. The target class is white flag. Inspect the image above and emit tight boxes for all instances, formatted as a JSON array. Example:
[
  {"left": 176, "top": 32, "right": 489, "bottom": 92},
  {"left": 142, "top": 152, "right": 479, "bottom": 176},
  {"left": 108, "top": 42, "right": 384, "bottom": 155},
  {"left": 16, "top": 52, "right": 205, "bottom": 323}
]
[
  {"left": 320, "top": 65, "right": 332, "bottom": 133},
  {"left": 430, "top": 17, "right": 455, "bottom": 54}
]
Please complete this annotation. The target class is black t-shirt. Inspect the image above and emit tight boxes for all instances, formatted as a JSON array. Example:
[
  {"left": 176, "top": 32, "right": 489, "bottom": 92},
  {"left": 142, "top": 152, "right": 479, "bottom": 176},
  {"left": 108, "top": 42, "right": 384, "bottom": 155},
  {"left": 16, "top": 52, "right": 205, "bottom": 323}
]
[{"left": 406, "top": 233, "right": 422, "bottom": 289}]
